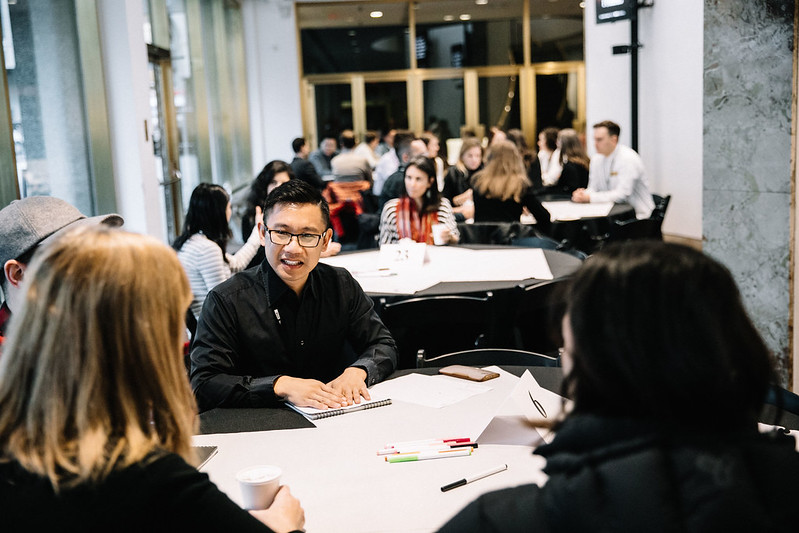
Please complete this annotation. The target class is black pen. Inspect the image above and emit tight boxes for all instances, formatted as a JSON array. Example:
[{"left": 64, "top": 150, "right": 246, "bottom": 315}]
[
  {"left": 528, "top": 391, "right": 547, "bottom": 418},
  {"left": 441, "top": 464, "right": 508, "bottom": 492}
]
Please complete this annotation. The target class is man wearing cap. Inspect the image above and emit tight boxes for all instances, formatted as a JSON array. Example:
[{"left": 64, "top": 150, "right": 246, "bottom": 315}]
[{"left": 0, "top": 196, "right": 123, "bottom": 342}]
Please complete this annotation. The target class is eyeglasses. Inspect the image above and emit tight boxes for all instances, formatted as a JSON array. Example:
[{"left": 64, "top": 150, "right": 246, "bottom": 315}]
[{"left": 264, "top": 228, "right": 323, "bottom": 248}]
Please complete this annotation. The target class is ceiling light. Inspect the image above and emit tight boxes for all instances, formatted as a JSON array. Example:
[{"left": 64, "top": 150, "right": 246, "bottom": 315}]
[
  {"left": 370, "top": 11, "right": 383, "bottom": 18},
  {"left": 443, "top": 15, "right": 455, "bottom": 21},
  {"left": 579, "top": 1, "right": 586, "bottom": 7},
  {"left": 459, "top": 13, "right": 471, "bottom": 21},
  {"left": 475, "top": 0, "right": 488, "bottom": 5}
]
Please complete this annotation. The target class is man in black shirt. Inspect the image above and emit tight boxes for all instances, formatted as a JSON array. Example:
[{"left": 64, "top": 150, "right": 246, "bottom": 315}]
[
  {"left": 289, "top": 137, "right": 326, "bottom": 191},
  {"left": 190, "top": 180, "right": 397, "bottom": 412}
]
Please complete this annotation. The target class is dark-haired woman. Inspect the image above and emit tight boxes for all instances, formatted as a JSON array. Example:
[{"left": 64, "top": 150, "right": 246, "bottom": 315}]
[
  {"left": 242, "top": 161, "right": 294, "bottom": 239},
  {"left": 379, "top": 156, "right": 459, "bottom": 245},
  {"left": 441, "top": 137, "right": 483, "bottom": 220},
  {"left": 174, "top": 183, "right": 262, "bottom": 318},
  {"left": 540, "top": 128, "right": 589, "bottom": 195},
  {"left": 439, "top": 241, "right": 799, "bottom": 532}
]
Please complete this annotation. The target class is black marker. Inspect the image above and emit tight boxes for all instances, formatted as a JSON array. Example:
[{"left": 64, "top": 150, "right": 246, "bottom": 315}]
[{"left": 440, "top": 464, "right": 508, "bottom": 492}]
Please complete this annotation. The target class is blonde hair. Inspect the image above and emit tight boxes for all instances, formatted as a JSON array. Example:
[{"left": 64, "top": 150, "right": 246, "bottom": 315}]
[
  {"left": 472, "top": 140, "right": 531, "bottom": 202},
  {"left": 0, "top": 226, "right": 197, "bottom": 489}
]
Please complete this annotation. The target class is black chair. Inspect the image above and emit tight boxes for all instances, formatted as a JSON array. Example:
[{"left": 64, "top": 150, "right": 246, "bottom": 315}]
[
  {"left": 380, "top": 293, "right": 496, "bottom": 370},
  {"left": 512, "top": 279, "right": 568, "bottom": 355},
  {"left": 184, "top": 309, "right": 198, "bottom": 373},
  {"left": 651, "top": 194, "right": 671, "bottom": 222},
  {"left": 606, "top": 218, "right": 664, "bottom": 243},
  {"left": 511, "top": 236, "right": 588, "bottom": 261},
  {"left": 416, "top": 347, "right": 559, "bottom": 368},
  {"left": 765, "top": 385, "right": 799, "bottom": 416},
  {"left": 458, "top": 222, "right": 540, "bottom": 245}
]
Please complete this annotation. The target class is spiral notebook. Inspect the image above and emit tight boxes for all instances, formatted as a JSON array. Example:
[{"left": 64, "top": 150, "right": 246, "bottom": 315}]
[{"left": 286, "top": 397, "right": 392, "bottom": 420}]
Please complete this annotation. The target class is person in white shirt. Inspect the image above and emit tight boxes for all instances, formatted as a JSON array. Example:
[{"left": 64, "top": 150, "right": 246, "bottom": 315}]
[
  {"left": 353, "top": 130, "right": 380, "bottom": 169},
  {"left": 572, "top": 120, "right": 655, "bottom": 219},
  {"left": 174, "top": 183, "right": 262, "bottom": 318},
  {"left": 537, "top": 127, "right": 562, "bottom": 187}
]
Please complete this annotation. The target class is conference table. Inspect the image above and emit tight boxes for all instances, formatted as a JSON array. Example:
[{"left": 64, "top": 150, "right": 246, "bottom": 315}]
[
  {"left": 194, "top": 366, "right": 562, "bottom": 532},
  {"left": 321, "top": 245, "right": 583, "bottom": 299},
  {"left": 538, "top": 198, "right": 636, "bottom": 252},
  {"left": 194, "top": 365, "right": 799, "bottom": 532}
]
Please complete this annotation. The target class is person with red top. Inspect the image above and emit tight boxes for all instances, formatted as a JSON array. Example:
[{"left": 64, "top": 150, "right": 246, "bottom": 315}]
[{"left": 379, "top": 155, "right": 459, "bottom": 245}]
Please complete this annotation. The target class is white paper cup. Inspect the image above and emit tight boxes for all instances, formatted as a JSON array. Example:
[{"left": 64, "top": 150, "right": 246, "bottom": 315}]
[
  {"left": 431, "top": 223, "right": 447, "bottom": 245},
  {"left": 236, "top": 465, "right": 282, "bottom": 510}
]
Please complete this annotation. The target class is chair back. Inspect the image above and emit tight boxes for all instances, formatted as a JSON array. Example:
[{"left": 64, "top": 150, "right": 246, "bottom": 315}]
[
  {"left": 513, "top": 279, "right": 568, "bottom": 355},
  {"left": 651, "top": 194, "right": 671, "bottom": 221},
  {"left": 380, "top": 292, "right": 495, "bottom": 369},
  {"left": 607, "top": 218, "right": 664, "bottom": 242},
  {"left": 416, "top": 347, "right": 559, "bottom": 368},
  {"left": 511, "top": 236, "right": 587, "bottom": 261},
  {"left": 511, "top": 236, "right": 560, "bottom": 250},
  {"left": 458, "top": 222, "right": 539, "bottom": 245}
]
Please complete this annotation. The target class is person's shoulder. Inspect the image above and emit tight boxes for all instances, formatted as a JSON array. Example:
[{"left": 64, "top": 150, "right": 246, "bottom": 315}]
[
  {"left": 618, "top": 144, "right": 643, "bottom": 160},
  {"left": 209, "top": 265, "right": 261, "bottom": 297}
]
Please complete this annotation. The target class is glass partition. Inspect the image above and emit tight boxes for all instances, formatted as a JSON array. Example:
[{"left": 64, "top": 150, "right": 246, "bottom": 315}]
[
  {"left": 299, "top": 2, "right": 410, "bottom": 74},
  {"left": 315, "top": 84, "right": 353, "bottom": 140},
  {"left": 365, "top": 81, "right": 408, "bottom": 133},
  {"left": 423, "top": 78, "right": 463, "bottom": 159},
  {"left": 479, "top": 74, "right": 521, "bottom": 133},
  {"left": 1, "top": 0, "right": 95, "bottom": 213},
  {"left": 536, "top": 72, "right": 578, "bottom": 131},
  {"left": 415, "top": 0, "right": 524, "bottom": 68}
]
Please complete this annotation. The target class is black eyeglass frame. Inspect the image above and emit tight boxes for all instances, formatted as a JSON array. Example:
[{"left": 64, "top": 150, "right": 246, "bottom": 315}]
[{"left": 263, "top": 227, "right": 324, "bottom": 248}]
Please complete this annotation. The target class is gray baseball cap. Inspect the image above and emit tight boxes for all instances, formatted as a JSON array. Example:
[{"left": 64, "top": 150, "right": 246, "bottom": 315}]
[{"left": 0, "top": 196, "right": 124, "bottom": 266}]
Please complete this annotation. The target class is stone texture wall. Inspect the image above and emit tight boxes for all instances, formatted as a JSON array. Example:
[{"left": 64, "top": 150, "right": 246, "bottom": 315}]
[{"left": 703, "top": 0, "right": 795, "bottom": 383}]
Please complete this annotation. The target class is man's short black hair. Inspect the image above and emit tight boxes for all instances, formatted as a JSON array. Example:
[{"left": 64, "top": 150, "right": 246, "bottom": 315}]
[
  {"left": 593, "top": 120, "right": 621, "bottom": 138},
  {"left": 263, "top": 178, "right": 331, "bottom": 230},
  {"left": 292, "top": 137, "right": 307, "bottom": 154}
]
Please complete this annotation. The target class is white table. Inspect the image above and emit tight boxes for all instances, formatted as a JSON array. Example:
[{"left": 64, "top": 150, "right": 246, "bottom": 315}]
[{"left": 194, "top": 368, "right": 553, "bottom": 532}]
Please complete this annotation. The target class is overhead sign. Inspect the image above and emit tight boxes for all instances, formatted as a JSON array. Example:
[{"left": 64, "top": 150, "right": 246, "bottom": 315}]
[{"left": 596, "top": 0, "right": 634, "bottom": 24}]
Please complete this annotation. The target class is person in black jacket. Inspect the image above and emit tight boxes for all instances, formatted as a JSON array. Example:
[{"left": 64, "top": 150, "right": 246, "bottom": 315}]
[
  {"left": 289, "top": 137, "right": 326, "bottom": 191},
  {"left": 539, "top": 128, "right": 589, "bottom": 196},
  {"left": 439, "top": 241, "right": 799, "bottom": 532},
  {"left": 471, "top": 140, "right": 551, "bottom": 235}
]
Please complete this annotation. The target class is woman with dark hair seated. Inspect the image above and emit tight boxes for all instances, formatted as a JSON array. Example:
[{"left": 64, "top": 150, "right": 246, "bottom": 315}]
[
  {"left": 242, "top": 161, "right": 340, "bottom": 269},
  {"left": 174, "top": 182, "right": 262, "bottom": 318},
  {"left": 0, "top": 226, "right": 304, "bottom": 532},
  {"left": 439, "top": 241, "right": 799, "bottom": 532},
  {"left": 471, "top": 140, "right": 552, "bottom": 235},
  {"left": 379, "top": 156, "right": 459, "bottom": 245},
  {"left": 540, "top": 128, "right": 589, "bottom": 195},
  {"left": 242, "top": 160, "right": 295, "bottom": 239}
]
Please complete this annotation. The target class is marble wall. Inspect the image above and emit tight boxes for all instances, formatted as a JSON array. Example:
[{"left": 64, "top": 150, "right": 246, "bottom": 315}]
[{"left": 703, "top": 0, "right": 795, "bottom": 383}]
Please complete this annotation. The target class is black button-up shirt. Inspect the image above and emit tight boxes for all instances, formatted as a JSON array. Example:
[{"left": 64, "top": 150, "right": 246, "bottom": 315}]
[{"left": 189, "top": 260, "right": 397, "bottom": 411}]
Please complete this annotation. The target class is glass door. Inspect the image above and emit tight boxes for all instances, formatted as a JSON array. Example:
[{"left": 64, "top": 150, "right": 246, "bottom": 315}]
[{"left": 148, "top": 45, "right": 183, "bottom": 241}]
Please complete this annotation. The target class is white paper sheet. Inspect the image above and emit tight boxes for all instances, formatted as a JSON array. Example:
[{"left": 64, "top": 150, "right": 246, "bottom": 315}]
[
  {"left": 369, "top": 373, "right": 493, "bottom": 408},
  {"left": 322, "top": 246, "right": 553, "bottom": 294},
  {"left": 436, "top": 248, "right": 553, "bottom": 282},
  {"left": 542, "top": 200, "right": 615, "bottom": 221}
]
